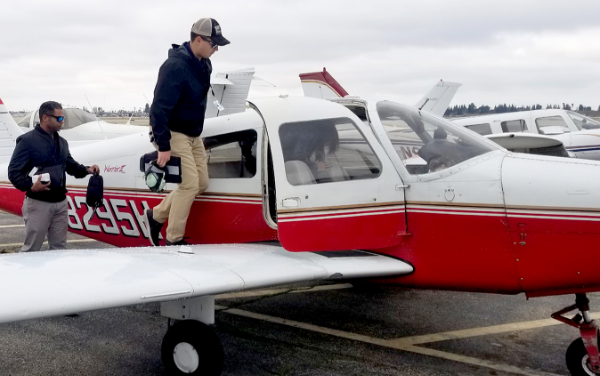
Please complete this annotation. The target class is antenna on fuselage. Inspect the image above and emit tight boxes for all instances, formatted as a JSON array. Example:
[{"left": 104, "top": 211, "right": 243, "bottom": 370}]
[
  {"left": 85, "top": 95, "right": 107, "bottom": 139},
  {"left": 143, "top": 94, "right": 152, "bottom": 123}
]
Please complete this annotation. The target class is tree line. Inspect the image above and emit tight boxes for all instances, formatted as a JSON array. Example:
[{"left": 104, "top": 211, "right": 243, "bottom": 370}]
[{"left": 444, "top": 103, "right": 599, "bottom": 117}]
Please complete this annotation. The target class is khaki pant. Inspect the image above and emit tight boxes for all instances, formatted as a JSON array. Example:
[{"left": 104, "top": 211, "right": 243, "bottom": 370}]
[
  {"left": 21, "top": 197, "right": 68, "bottom": 252},
  {"left": 153, "top": 131, "right": 209, "bottom": 242}
]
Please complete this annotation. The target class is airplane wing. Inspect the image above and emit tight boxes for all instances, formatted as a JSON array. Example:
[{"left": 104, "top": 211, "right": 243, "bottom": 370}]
[
  {"left": 485, "top": 132, "right": 565, "bottom": 150},
  {"left": 0, "top": 244, "right": 412, "bottom": 324}
]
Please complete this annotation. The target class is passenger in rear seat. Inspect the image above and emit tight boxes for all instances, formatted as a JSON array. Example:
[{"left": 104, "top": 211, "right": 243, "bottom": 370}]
[{"left": 281, "top": 122, "right": 342, "bottom": 184}]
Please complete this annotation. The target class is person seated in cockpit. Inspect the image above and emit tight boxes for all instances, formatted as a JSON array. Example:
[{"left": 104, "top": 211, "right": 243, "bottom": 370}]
[
  {"left": 281, "top": 123, "right": 340, "bottom": 183},
  {"left": 418, "top": 127, "right": 465, "bottom": 172}
]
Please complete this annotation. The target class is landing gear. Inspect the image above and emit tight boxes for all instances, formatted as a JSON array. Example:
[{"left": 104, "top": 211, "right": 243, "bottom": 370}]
[
  {"left": 159, "top": 296, "right": 223, "bottom": 375},
  {"left": 161, "top": 320, "right": 224, "bottom": 376},
  {"left": 553, "top": 294, "right": 600, "bottom": 375},
  {"left": 567, "top": 338, "right": 598, "bottom": 376}
]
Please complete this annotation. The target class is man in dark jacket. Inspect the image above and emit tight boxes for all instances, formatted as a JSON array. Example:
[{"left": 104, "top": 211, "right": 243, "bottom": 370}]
[
  {"left": 8, "top": 101, "right": 99, "bottom": 252},
  {"left": 144, "top": 18, "right": 230, "bottom": 246}
]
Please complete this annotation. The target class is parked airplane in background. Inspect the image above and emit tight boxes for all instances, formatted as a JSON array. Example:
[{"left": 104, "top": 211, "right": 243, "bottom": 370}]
[
  {"left": 1, "top": 90, "right": 600, "bottom": 376},
  {"left": 299, "top": 67, "right": 462, "bottom": 117},
  {"left": 452, "top": 109, "right": 600, "bottom": 159},
  {"left": 14, "top": 68, "right": 255, "bottom": 147}
]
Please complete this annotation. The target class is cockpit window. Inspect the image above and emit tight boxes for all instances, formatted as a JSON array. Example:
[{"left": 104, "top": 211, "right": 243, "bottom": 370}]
[
  {"left": 204, "top": 130, "right": 257, "bottom": 179},
  {"left": 501, "top": 119, "right": 528, "bottom": 133},
  {"left": 279, "top": 117, "right": 382, "bottom": 186},
  {"left": 568, "top": 111, "right": 600, "bottom": 130},
  {"left": 465, "top": 123, "right": 492, "bottom": 135},
  {"left": 535, "top": 116, "right": 570, "bottom": 135},
  {"left": 376, "top": 101, "right": 498, "bottom": 175},
  {"left": 17, "top": 113, "right": 32, "bottom": 127}
]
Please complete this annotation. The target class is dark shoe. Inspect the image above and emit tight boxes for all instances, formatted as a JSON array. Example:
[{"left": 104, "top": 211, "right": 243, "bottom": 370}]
[
  {"left": 144, "top": 209, "right": 163, "bottom": 246},
  {"left": 165, "top": 239, "right": 190, "bottom": 246}
]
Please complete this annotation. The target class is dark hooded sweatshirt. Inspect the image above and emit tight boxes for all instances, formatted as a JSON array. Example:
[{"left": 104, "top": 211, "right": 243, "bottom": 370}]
[
  {"left": 149, "top": 42, "right": 212, "bottom": 152},
  {"left": 8, "top": 125, "right": 89, "bottom": 202}
]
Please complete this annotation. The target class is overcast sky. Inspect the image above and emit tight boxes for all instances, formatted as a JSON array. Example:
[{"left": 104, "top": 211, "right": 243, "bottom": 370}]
[{"left": 1, "top": 0, "right": 599, "bottom": 112}]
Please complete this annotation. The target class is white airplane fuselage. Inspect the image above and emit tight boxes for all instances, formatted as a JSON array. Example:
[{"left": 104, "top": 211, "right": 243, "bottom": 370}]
[{"left": 1, "top": 96, "right": 600, "bottom": 299}]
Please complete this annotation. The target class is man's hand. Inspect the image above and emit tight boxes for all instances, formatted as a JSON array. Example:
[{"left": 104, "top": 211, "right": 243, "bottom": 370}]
[
  {"left": 31, "top": 175, "right": 50, "bottom": 193},
  {"left": 157, "top": 151, "right": 171, "bottom": 167},
  {"left": 87, "top": 165, "right": 100, "bottom": 175}
]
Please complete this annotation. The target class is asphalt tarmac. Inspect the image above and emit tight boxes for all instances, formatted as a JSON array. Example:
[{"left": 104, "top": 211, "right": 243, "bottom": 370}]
[{"left": 0, "top": 209, "right": 595, "bottom": 376}]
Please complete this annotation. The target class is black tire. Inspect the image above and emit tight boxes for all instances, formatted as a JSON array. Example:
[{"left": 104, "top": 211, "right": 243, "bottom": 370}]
[
  {"left": 566, "top": 337, "right": 600, "bottom": 376},
  {"left": 161, "top": 320, "right": 224, "bottom": 376}
]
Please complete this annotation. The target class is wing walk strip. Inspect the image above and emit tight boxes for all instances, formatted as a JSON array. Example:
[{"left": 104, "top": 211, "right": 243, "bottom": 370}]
[{"left": 215, "top": 285, "right": 591, "bottom": 376}]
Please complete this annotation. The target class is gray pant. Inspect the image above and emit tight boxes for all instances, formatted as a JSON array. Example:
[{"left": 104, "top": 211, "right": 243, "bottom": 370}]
[{"left": 21, "top": 197, "right": 68, "bottom": 252}]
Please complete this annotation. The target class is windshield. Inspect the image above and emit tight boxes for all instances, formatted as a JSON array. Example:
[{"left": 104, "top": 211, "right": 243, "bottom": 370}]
[
  {"left": 376, "top": 101, "right": 499, "bottom": 175},
  {"left": 568, "top": 111, "right": 600, "bottom": 130},
  {"left": 279, "top": 117, "right": 382, "bottom": 185},
  {"left": 17, "top": 113, "right": 32, "bottom": 127},
  {"left": 62, "top": 108, "right": 97, "bottom": 129}
]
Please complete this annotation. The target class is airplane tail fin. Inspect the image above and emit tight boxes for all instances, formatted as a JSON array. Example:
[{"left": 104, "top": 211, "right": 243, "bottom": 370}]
[
  {"left": 0, "top": 98, "right": 24, "bottom": 164},
  {"left": 414, "top": 80, "right": 462, "bottom": 117},
  {"left": 206, "top": 68, "right": 255, "bottom": 118},
  {"left": 299, "top": 68, "right": 349, "bottom": 99}
]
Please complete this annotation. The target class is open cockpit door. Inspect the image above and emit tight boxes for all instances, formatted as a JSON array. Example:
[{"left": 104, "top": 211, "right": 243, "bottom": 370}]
[{"left": 252, "top": 97, "right": 408, "bottom": 252}]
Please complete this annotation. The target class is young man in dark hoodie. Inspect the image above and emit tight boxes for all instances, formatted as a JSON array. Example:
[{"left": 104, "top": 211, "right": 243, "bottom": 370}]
[
  {"left": 145, "top": 18, "right": 230, "bottom": 246},
  {"left": 8, "top": 101, "right": 100, "bottom": 252}
]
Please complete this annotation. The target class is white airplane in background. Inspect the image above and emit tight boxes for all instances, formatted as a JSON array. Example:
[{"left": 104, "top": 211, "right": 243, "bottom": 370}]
[
  {"left": 3, "top": 86, "right": 600, "bottom": 376},
  {"left": 299, "top": 67, "right": 462, "bottom": 117},
  {"left": 14, "top": 68, "right": 255, "bottom": 148},
  {"left": 452, "top": 109, "right": 600, "bottom": 159}
]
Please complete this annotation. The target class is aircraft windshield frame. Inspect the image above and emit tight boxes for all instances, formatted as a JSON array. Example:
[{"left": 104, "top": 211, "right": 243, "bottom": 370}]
[
  {"left": 567, "top": 111, "right": 600, "bottom": 131},
  {"left": 375, "top": 101, "right": 499, "bottom": 175}
]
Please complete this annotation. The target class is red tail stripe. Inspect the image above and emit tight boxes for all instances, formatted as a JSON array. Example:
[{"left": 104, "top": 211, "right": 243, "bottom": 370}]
[{"left": 298, "top": 68, "right": 349, "bottom": 97}]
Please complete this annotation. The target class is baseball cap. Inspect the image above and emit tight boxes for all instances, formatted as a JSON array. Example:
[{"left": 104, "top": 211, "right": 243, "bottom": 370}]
[{"left": 191, "top": 18, "right": 230, "bottom": 46}]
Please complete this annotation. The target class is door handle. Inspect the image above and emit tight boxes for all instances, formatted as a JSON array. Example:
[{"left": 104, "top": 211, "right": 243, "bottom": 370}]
[{"left": 282, "top": 197, "right": 300, "bottom": 208}]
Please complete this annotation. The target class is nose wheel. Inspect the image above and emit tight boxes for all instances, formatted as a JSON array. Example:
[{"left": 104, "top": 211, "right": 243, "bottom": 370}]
[
  {"left": 161, "top": 320, "right": 224, "bottom": 376},
  {"left": 567, "top": 338, "right": 600, "bottom": 376},
  {"left": 553, "top": 294, "right": 600, "bottom": 376}
]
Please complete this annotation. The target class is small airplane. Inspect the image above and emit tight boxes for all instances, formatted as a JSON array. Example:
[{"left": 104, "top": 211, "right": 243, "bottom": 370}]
[
  {"left": 452, "top": 109, "right": 600, "bottom": 160},
  {"left": 1, "top": 87, "right": 600, "bottom": 376}
]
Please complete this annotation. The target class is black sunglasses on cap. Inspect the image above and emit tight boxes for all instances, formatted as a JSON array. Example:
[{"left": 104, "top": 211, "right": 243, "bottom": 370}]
[{"left": 47, "top": 114, "right": 65, "bottom": 122}]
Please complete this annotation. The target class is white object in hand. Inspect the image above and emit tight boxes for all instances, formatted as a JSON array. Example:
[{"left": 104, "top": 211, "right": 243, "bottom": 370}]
[{"left": 33, "top": 173, "right": 50, "bottom": 184}]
